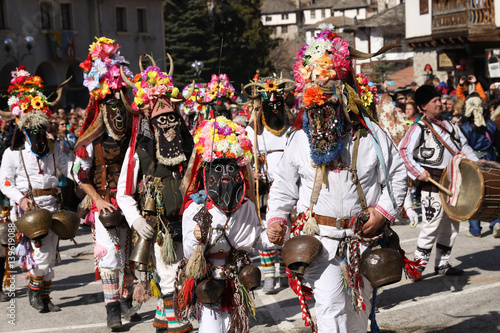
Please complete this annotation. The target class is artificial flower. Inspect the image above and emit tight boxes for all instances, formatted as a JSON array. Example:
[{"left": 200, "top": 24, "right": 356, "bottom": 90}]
[{"left": 303, "top": 86, "right": 326, "bottom": 107}]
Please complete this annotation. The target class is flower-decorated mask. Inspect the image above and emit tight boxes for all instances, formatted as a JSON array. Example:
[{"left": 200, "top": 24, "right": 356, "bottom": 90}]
[
  {"left": 24, "top": 126, "right": 50, "bottom": 158},
  {"left": 203, "top": 158, "right": 245, "bottom": 212},
  {"left": 101, "top": 98, "right": 127, "bottom": 141},
  {"left": 151, "top": 110, "right": 186, "bottom": 166}
]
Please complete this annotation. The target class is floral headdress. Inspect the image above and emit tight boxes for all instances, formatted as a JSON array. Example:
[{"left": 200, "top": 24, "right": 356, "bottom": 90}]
[
  {"left": 356, "top": 74, "right": 379, "bottom": 108},
  {"left": 181, "top": 83, "right": 207, "bottom": 115},
  {"left": 80, "top": 36, "right": 132, "bottom": 100},
  {"left": 131, "top": 66, "right": 179, "bottom": 112},
  {"left": 203, "top": 74, "right": 237, "bottom": 103},
  {"left": 193, "top": 117, "right": 253, "bottom": 166}
]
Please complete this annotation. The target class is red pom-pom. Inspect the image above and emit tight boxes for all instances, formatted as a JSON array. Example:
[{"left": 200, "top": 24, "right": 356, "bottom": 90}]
[{"left": 76, "top": 146, "right": 89, "bottom": 159}]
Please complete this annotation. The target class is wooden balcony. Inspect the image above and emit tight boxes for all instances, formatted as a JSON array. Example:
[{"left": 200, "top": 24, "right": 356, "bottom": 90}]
[{"left": 432, "top": 0, "right": 495, "bottom": 34}]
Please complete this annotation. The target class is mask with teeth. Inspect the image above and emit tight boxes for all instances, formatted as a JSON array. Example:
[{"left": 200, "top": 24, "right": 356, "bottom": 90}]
[
  {"left": 203, "top": 158, "right": 245, "bottom": 212},
  {"left": 151, "top": 111, "right": 186, "bottom": 166},
  {"left": 102, "top": 99, "right": 126, "bottom": 141}
]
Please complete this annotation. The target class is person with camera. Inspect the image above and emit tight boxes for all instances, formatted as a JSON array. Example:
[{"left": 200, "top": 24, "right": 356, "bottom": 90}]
[{"left": 457, "top": 75, "right": 486, "bottom": 101}]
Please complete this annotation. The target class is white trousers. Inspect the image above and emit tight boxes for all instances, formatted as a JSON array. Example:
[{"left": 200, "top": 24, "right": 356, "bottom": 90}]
[
  {"left": 31, "top": 229, "right": 58, "bottom": 280},
  {"left": 304, "top": 256, "right": 372, "bottom": 333},
  {"left": 416, "top": 190, "right": 459, "bottom": 267},
  {"left": 153, "top": 240, "right": 183, "bottom": 295},
  {"left": 94, "top": 212, "right": 130, "bottom": 270},
  {"left": 198, "top": 304, "right": 230, "bottom": 333}
]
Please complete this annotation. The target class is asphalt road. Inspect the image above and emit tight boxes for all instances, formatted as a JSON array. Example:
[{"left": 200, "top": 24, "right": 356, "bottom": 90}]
[{"left": 1, "top": 216, "right": 500, "bottom": 333}]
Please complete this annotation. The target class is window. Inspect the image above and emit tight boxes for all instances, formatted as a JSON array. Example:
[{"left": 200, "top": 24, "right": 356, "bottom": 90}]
[
  {"left": 311, "top": 10, "right": 316, "bottom": 19},
  {"left": 281, "top": 13, "right": 289, "bottom": 20},
  {"left": 0, "top": 0, "right": 6, "bottom": 29},
  {"left": 116, "top": 7, "right": 127, "bottom": 32},
  {"left": 137, "top": 8, "right": 147, "bottom": 33},
  {"left": 41, "top": 2, "right": 52, "bottom": 30},
  {"left": 61, "top": 3, "right": 72, "bottom": 30},
  {"left": 321, "top": 9, "right": 325, "bottom": 18},
  {"left": 281, "top": 25, "right": 288, "bottom": 33},
  {"left": 265, "top": 16, "right": 272, "bottom": 22}
]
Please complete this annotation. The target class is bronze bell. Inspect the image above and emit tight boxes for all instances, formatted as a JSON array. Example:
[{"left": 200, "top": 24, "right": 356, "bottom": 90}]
[
  {"left": 15, "top": 208, "right": 52, "bottom": 240},
  {"left": 76, "top": 202, "right": 90, "bottom": 219},
  {"left": 360, "top": 248, "right": 403, "bottom": 288},
  {"left": 282, "top": 235, "right": 323, "bottom": 276},
  {"left": 143, "top": 196, "right": 156, "bottom": 213},
  {"left": 385, "top": 227, "right": 401, "bottom": 250},
  {"left": 129, "top": 236, "right": 153, "bottom": 271},
  {"left": 195, "top": 279, "right": 224, "bottom": 304},
  {"left": 99, "top": 209, "right": 122, "bottom": 228},
  {"left": 51, "top": 211, "right": 80, "bottom": 240},
  {"left": 0, "top": 222, "right": 9, "bottom": 245},
  {"left": 238, "top": 265, "right": 261, "bottom": 291}
]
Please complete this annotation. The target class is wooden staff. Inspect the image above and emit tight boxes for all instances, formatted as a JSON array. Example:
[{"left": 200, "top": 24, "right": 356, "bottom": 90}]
[{"left": 253, "top": 70, "right": 261, "bottom": 222}]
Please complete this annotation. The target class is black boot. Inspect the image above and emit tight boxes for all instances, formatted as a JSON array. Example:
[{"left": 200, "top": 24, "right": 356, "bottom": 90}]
[
  {"left": 27, "top": 288, "right": 43, "bottom": 311},
  {"left": 41, "top": 297, "right": 61, "bottom": 312},
  {"left": 106, "top": 301, "right": 123, "bottom": 329},
  {"left": 119, "top": 296, "right": 141, "bottom": 322}
]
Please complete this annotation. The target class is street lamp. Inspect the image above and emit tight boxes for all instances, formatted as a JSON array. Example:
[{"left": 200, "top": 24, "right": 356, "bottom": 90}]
[
  {"left": 191, "top": 60, "right": 204, "bottom": 82},
  {"left": 4, "top": 35, "right": 35, "bottom": 64}
]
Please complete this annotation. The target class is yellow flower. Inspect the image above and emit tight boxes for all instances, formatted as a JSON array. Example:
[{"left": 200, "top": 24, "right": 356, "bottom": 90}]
[
  {"left": 265, "top": 80, "right": 278, "bottom": 92},
  {"left": 171, "top": 87, "right": 179, "bottom": 97},
  {"left": 31, "top": 96, "right": 44, "bottom": 110},
  {"left": 136, "top": 89, "right": 144, "bottom": 97},
  {"left": 227, "top": 134, "right": 237, "bottom": 144},
  {"left": 88, "top": 42, "right": 98, "bottom": 54},
  {"left": 134, "top": 96, "right": 143, "bottom": 105},
  {"left": 96, "top": 36, "right": 115, "bottom": 45},
  {"left": 20, "top": 102, "right": 29, "bottom": 111}
]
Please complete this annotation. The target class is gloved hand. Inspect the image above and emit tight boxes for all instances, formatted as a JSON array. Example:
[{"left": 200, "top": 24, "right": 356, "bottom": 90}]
[
  {"left": 133, "top": 217, "right": 155, "bottom": 239},
  {"left": 407, "top": 208, "right": 419, "bottom": 228}
]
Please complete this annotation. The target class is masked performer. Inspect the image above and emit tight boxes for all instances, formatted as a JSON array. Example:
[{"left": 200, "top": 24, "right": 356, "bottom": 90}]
[
  {"left": 265, "top": 28, "right": 409, "bottom": 332},
  {"left": 176, "top": 116, "right": 278, "bottom": 333},
  {"left": 116, "top": 55, "right": 195, "bottom": 333},
  {"left": 241, "top": 75, "right": 295, "bottom": 293},
  {"left": 73, "top": 37, "right": 139, "bottom": 328},
  {"left": 0, "top": 67, "right": 72, "bottom": 313}
]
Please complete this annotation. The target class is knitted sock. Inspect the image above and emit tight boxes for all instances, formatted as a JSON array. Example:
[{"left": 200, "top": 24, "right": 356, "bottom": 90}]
[
  {"left": 153, "top": 294, "right": 193, "bottom": 333},
  {"left": 435, "top": 243, "right": 452, "bottom": 268},
  {"left": 277, "top": 249, "right": 286, "bottom": 278},
  {"left": 29, "top": 272, "right": 44, "bottom": 291},
  {"left": 259, "top": 249, "right": 277, "bottom": 279},
  {"left": 100, "top": 269, "right": 120, "bottom": 304},
  {"left": 41, "top": 280, "right": 52, "bottom": 299}
]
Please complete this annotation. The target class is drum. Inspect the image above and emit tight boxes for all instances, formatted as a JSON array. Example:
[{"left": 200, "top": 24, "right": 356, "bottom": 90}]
[{"left": 440, "top": 159, "right": 500, "bottom": 222}]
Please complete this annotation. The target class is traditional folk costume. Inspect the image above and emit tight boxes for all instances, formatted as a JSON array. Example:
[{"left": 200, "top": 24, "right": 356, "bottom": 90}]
[
  {"left": 0, "top": 67, "right": 72, "bottom": 312},
  {"left": 242, "top": 75, "right": 296, "bottom": 293},
  {"left": 73, "top": 37, "right": 138, "bottom": 328},
  {"left": 116, "top": 56, "right": 194, "bottom": 333},
  {"left": 399, "top": 85, "right": 478, "bottom": 276},
  {"left": 176, "top": 117, "right": 275, "bottom": 333},
  {"left": 265, "top": 29, "right": 409, "bottom": 333}
]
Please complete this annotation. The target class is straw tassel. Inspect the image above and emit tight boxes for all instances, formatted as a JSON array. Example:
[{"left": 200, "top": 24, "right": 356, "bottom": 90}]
[
  {"left": 161, "top": 230, "right": 177, "bottom": 266},
  {"left": 185, "top": 244, "right": 207, "bottom": 280}
]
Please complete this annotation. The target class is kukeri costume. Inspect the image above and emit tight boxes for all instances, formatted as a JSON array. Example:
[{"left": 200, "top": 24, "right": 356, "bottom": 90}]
[
  {"left": 73, "top": 37, "right": 137, "bottom": 329},
  {"left": 176, "top": 117, "right": 274, "bottom": 333},
  {"left": 242, "top": 75, "right": 296, "bottom": 293},
  {"left": 116, "top": 55, "right": 195, "bottom": 333},
  {"left": 399, "top": 85, "right": 478, "bottom": 276},
  {"left": 0, "top": 67, "right": 72, "bottom": 312},
  {"left": 265, "top": 28, "right": 409, "bottom": 332}
]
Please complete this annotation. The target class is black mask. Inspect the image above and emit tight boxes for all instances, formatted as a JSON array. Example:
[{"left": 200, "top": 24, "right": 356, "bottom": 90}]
[
  {"left": 102, "top": 99, "right": 126, "bottom": 141},
  {"left": 208, "top": 97, "right": 232, "bottom": 120},
  {"left": 25, "top": 127, "right": 50, "bottom": 158},
  {"left": 151, "top": 112, "right": 186, "bottom": 166},
  {"left": 262, "top": 96, "right": 286, "bottom": 135},
  {"left": 203, "top": 159, "right": 245, "bottom": 212}
]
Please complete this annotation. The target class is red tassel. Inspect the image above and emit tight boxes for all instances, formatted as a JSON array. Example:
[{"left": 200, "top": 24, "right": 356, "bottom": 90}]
[
  {"left": 125, "top": 114, "right": 139, "bottom": 195},
  {"left": 399, "top": 249, "right": 423, "bottom": 280},
  {"left": 286, "top": 268, "right": 312, "bottom": 300},
  {"left": 177, "top": 277, "right": 195, "bottom": 312},
  {"left": 76, "top": 146, "right": 89, "bottom": 159},
  {"left": 220, "top": 279, "right": 234, "bottom": 313},
  {"left": 94, "top": 267, "right": 100, "bottom": 281}
]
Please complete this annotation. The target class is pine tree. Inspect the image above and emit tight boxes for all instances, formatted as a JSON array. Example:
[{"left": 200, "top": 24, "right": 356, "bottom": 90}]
[{"left": 164, "top": 0, "right": 219, "bottom": 87}]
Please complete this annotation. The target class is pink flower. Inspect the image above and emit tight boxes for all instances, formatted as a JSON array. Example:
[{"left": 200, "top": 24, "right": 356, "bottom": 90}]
[
  {"left": 237, "top": 155, "right": 249, "bottom": 166},
  {"left": 202, "top": 149, "right": 216, "bottom": 162}
]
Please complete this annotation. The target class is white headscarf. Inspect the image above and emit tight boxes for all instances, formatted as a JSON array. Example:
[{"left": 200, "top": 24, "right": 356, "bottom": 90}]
[{"left": 465, "top": 96, "right": 486, "bottom": 128}]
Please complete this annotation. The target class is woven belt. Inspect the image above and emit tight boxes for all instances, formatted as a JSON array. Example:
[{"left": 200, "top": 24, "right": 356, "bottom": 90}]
[
  {"left": 298, "top": 213, "right": 351, "bottom": 229},
  {"left": 206, "top": 251, "right": 228, "bottom": 259},
  {"left": 32, "top": 188, "right": 58, "bottom": 197}
]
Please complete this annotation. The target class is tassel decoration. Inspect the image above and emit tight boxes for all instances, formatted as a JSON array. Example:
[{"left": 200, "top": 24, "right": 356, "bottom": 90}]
[
  {"left": 185, "top": 244, "right": 207, "bottom": 280},
  {"left": 399, "top": 248, "right": 423, "bottom": 280},
  {"left": 150, "top": 278, "right": 162, "bottom": 299},
  {"left": 133, "top": 281, "right": 151, "bottom": 305},
  {"left": 160, "top": 230, "right": 177, "bottom": 266},
  {"left": 227, "top": 291, "right": 250, "bottom": 333},
  {"left": 302, "top": 210, "right": 320, "bottom": 236}
]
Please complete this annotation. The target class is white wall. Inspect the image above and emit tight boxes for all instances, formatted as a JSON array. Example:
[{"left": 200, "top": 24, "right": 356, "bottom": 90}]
[
  {"left": 303, "top": 8, "right": 331, "bottom": 25},
  {"left": 262, "top": 12, "right": 297, "bottom": 26},
  {"left": 496, "top": 0, "right": 500, "bottom": 27},
  {"left": 406, "top": 0, "right": 432, "bottom": 38}
]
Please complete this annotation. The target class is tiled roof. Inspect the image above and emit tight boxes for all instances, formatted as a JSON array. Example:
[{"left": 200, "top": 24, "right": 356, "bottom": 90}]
[
  {"left": 333, "top": 0, "right": 370, "bottom": 10},
  {"left": 304, "top": 15, "right": 355, "bottom": 30},
  {"left": 352, "top": 3, "right": 404, "bottom": 28},
  {"left": 262, "top": 0, "right": 297, "bottom": 14}
]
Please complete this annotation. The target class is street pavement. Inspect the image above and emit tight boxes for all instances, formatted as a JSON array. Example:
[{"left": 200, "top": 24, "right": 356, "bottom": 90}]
[{"left": 2, "top": 215, "right": 500, "bottom": 333}]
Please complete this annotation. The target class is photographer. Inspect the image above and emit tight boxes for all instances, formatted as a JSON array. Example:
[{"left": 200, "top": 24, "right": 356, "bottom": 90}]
[{"left": 457, "top": 74, "right": 486, "bottom": 101}]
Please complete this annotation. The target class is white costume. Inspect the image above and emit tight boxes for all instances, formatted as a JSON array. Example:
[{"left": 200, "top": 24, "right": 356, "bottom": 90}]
[
  {"left": 0, "top": 141, "right": 73, "bottom": 280},
  {"left": 183, "top": 199, "right": 274, "bottom": 333},
  {"left": 266, "top": 126, "right": 408, "bottom": 333}
]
